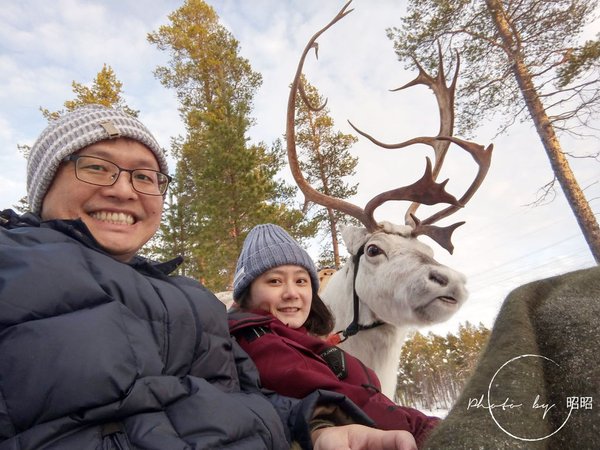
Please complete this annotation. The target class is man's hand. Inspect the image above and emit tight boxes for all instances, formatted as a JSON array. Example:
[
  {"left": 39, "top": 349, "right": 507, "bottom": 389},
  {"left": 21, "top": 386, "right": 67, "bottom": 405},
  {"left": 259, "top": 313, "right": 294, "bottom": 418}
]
[{"left": 312, "top": 424, "right": 418, "bottom": 450}]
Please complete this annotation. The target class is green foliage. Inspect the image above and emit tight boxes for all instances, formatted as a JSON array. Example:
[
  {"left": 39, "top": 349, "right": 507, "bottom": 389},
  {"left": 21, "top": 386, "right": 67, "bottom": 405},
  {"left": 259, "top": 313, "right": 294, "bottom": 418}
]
[
  {"left": 147, "top": 0, "right": 259, "bottom": 119},
  {"left": 396, "top": 322, "right": 491, "bottom": 410},
  {"left": 294, "top": 76, "right": 359, "bottom": 267},
  {"left": 148, "top": 0, "right": 312, "bottom": 291},
  {"left": 557, "top": 36, "right": 600, "bottom": 87},
  {"left": 40, "top": 64, "right": 138, "bottom": 120}
]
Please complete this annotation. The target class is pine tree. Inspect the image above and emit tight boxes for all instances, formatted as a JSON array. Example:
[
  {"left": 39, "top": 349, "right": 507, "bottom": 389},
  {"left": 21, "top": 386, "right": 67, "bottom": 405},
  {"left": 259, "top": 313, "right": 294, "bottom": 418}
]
[
  {"left": 396, "top": 324, "right": 491, "bottom": 410},
  {"left": 388, "top": 0, "right": 600, "bottom": 262},
  {"left": 148, "top": 0, "right": 312, "bottom": 290},
  {"left": 40, "top": 64, "right": 138, "bottom": 120},
  {"left": 294, "top": 76, "right": 359, "bottom": 268}
]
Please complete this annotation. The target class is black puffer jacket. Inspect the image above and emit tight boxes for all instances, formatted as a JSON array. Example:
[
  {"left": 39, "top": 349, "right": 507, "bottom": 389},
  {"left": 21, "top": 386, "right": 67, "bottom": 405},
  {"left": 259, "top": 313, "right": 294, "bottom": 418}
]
[{"left": 0, "top": 210, "right": 369, "bottom": 450}]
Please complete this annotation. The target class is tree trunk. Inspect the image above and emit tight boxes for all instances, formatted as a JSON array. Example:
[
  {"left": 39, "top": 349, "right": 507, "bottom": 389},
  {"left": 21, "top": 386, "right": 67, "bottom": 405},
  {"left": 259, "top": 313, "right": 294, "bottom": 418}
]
[
  {"left": 486, "top": 0, "right": 600, "bottom": 264},
  {"left": 327, "top": 207, "right": 341, "bottom": 267}
]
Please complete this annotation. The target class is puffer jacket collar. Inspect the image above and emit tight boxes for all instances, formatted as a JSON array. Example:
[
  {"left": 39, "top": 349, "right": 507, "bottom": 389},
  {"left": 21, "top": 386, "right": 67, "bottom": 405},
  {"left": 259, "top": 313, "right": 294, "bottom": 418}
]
[{"left": 0, "top": 208, "right": 183, "bottom": 276}]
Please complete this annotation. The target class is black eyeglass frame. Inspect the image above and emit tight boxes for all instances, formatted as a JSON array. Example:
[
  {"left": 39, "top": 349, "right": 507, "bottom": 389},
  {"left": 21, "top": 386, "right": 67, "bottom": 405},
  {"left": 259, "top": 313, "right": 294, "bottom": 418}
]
[{"left": 62, "top": 155, "right": 172, "bottom": 196}]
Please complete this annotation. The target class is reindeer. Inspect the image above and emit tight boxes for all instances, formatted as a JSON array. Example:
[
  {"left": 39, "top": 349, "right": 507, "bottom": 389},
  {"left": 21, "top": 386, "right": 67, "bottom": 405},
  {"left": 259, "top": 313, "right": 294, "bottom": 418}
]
[{"left": 286, "top": 1, "right": 493, "bottom": 399}]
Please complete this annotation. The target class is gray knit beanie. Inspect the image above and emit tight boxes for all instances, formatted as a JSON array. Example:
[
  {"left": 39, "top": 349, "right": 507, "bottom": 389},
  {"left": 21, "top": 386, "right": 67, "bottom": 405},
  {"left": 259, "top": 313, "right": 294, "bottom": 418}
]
[
  {"left": 27, "top": 104, "right": 169, "bottom": 214},
  {"left": 233, "top": 224, "right": 319, "bottom": 301}
]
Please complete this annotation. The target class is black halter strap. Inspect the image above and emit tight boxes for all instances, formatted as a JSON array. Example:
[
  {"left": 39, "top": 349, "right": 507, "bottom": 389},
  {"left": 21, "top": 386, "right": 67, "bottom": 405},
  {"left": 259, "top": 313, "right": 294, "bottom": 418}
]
[{"left": 335, "top": 245, "right": 385, "bottom": 343}]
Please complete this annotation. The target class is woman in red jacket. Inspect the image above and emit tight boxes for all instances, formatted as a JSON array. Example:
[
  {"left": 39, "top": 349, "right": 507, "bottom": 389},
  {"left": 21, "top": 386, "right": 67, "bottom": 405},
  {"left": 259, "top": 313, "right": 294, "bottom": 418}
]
[{"left": 228, "top": 224, "right": 440, "bottom": 449}]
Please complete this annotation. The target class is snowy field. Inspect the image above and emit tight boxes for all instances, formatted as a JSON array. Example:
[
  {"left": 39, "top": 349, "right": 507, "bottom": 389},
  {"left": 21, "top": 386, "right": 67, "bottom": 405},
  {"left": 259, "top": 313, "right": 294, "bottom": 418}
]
[{"left": 419, "top": 408, "right": 449, "bottom": 419}]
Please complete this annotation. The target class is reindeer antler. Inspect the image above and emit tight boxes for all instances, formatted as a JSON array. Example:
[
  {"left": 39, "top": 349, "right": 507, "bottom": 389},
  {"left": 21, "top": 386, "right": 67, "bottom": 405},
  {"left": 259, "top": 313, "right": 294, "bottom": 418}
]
[
  {"left": 286, "top": 1, "right": 493, "bottom": 253},
  {"left": 350, "top": 54, "right": 493, "bottom": 252},
  {"left": 287, "top": 2, "right": 374, "bottom": 224},
  {"left": 349, "top": 42, "right": 459, "bottom": 222}
]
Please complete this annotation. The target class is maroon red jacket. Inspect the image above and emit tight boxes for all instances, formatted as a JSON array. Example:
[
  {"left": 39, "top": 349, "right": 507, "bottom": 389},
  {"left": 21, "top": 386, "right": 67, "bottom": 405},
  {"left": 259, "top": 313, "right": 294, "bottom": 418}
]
[{"left": 228, "top": 310, "right": 440, "bottom": 448}]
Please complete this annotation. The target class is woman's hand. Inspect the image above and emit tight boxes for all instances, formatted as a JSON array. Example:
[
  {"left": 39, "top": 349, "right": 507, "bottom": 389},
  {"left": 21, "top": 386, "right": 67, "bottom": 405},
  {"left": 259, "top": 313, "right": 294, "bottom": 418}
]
[{"left": 312, "top": 424, "right": 418, "bottom": 450}]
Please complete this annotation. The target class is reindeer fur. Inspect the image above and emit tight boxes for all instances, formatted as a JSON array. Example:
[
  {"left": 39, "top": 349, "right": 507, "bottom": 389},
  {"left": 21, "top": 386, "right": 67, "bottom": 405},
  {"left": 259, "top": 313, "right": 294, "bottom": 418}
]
[{"left": 320, "top": 222, "right": 468, "bottom": 398}]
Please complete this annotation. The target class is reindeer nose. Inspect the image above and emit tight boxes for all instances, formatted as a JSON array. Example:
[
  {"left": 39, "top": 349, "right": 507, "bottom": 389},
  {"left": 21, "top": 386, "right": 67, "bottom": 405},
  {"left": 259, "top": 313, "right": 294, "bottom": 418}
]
[{"left": 429, "top": 270, "right": 448, "bottom": 287}]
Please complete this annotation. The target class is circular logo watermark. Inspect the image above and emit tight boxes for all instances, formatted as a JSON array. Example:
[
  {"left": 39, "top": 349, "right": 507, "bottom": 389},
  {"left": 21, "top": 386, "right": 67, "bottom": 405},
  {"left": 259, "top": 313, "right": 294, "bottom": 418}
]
[
  {"left": 487, "top": 354, "right": 573, "bottom": 441},
  {"left": 466, "top": 353, "right": 592, "bottom": 441}
]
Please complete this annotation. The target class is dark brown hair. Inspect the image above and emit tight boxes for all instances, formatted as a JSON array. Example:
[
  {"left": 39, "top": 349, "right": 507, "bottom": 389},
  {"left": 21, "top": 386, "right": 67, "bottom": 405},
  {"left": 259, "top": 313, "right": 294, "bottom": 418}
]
[{"left": 236, "top": 289, "right": 335, "bottom": 337}]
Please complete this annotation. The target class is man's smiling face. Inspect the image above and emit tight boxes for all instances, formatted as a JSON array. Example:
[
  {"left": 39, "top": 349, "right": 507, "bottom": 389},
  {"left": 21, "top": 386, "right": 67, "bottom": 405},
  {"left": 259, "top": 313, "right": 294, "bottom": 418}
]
[{"left": 40, "top": 138, "right": 164, "bottom": 262}]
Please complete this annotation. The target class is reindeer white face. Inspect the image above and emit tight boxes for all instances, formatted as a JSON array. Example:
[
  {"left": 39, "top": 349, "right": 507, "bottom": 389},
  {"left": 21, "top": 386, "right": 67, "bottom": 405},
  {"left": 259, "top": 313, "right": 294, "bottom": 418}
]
[{"left": 342, "top": 222, "right": 468, "bottom": 328}]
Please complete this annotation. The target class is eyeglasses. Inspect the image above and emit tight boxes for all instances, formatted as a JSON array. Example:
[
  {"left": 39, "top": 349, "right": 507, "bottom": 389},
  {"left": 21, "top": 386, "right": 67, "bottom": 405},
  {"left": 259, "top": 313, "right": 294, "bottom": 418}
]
[{"left": 63, "top": 155, "right": 172, "bottom": 195}]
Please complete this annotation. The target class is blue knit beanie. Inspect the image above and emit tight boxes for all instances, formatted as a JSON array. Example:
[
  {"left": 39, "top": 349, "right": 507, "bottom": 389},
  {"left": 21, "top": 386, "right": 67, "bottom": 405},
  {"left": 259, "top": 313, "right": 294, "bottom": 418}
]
[{"left": 233, "top": 224, "right": 319, "bottom": 301}]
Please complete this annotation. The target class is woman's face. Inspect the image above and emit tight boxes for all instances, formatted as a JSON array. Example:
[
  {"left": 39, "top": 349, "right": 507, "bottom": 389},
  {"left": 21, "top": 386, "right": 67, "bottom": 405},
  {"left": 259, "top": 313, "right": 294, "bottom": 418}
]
[{"left": 248, "top": 265, "right": 313, "bottom": 329}]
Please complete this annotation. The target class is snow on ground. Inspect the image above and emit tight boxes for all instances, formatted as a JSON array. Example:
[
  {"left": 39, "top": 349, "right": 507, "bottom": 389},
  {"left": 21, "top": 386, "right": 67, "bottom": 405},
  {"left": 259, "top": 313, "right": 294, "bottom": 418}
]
[{"left": 419, "top": 408, "right": 450, "bottom": 419}]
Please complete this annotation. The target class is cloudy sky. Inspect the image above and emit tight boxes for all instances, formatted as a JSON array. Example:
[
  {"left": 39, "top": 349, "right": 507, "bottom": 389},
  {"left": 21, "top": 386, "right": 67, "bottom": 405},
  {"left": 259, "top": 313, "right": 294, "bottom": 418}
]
[{"left": 1, "top": 0, "right": 598, "bottom": 335}]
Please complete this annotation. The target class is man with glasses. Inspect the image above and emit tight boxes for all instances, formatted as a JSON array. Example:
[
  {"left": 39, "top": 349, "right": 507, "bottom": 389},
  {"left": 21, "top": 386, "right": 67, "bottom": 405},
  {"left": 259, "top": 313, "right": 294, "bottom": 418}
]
[
  {"left": 63, "top": 154, "right": 171, "bottom": 196},
  {"left": 0, "top": 105, "right": 415, "bottom": 450}
]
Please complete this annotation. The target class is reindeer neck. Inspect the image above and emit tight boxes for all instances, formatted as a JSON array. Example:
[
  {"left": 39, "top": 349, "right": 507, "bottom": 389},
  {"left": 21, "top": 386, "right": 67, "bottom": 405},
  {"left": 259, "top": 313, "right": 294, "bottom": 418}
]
[
  {"left": 340, "top": 323, "right": 408, "bottom": 380},
  {"left": 334, "top": 253, "right": 387, "bottom": 340}
]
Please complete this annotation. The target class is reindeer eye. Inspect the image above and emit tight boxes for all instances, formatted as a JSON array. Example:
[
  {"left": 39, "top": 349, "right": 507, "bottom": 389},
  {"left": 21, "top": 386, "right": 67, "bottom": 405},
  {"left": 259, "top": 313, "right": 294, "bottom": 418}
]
[{"left": 366, "top": 244, "right": 384, "bottom": 257}]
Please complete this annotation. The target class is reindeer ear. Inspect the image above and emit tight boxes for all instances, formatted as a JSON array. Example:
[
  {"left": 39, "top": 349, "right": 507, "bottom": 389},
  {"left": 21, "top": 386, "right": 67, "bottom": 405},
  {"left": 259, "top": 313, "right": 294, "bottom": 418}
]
[{"left": 340, "top": 225, "right": 370, "bottom": 255}]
